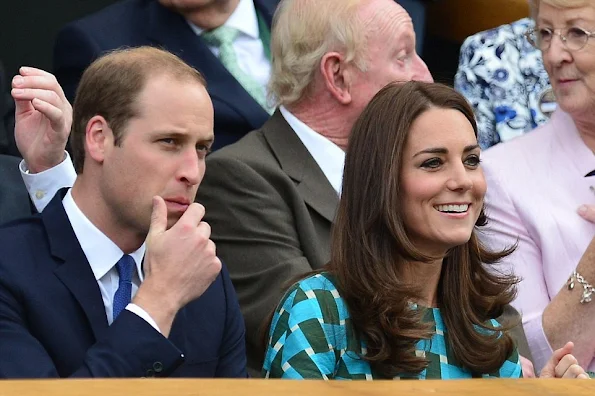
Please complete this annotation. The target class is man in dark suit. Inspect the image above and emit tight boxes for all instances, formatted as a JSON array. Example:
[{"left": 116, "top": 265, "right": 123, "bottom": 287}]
[
  {"left": 0, "top": 61, "right": 18, "bottom": 157},
  {"left": 53, "top": 0, "right": 278, "bottom": 150},
  {"left": 0, "top": 155, "right": 31, "bottom": 225},
  {"left": 0, "top": 47, "right": 246, "bottom": 378},
  {"left": 195, "top": 0, "right": 534, "bottom": 375}
]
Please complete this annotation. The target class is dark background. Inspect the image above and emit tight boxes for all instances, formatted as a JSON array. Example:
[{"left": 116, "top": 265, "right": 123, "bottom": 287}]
[{"left": 1, "top": 0, "right": 117, "bottom": 79}]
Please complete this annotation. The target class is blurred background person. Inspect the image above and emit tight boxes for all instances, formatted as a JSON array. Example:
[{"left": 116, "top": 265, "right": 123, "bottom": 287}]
[
  {"left": 53, "top": 0, "right": 278, "bottom": 151},
  {"left": 0, "top": 61, "right": 17, "bottom": 157},
  {"left": 480, "top": 0, "right": 595, "bottom": 375},
  {"left": 454, "top": 0, "right": 553, "bottom": 149},
  {"left": 262, "top": 81, "right": 587, "bottom": 380}
]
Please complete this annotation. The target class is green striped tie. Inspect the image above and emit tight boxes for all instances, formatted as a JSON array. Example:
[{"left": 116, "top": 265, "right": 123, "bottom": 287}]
[{"left": 202, "top": 26, "right": 272, "bottom": 114}]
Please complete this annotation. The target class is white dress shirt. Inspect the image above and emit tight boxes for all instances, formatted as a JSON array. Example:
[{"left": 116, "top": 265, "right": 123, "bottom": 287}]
[
  {"left": 20, "top": 156, "right": 159, "bottom": 331},
  {"left": 279, "top": 106, "right": 345, "bottom": 195},
  {"left": 20, "top": 152, "right": 77, "bottom": 213},
  {"left": 187, "top": 0, "right": 271, "bottom": 90}
]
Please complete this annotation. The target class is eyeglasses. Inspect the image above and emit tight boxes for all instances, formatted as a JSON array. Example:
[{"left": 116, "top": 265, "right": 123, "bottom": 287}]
[{"left": 525, "top": 27, "right": 595, "bottom": 51}]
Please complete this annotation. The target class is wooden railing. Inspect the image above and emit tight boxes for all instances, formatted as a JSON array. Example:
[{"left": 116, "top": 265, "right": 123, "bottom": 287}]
[{"left": 0, "top": 379, "right": 592, "bottom": 396}]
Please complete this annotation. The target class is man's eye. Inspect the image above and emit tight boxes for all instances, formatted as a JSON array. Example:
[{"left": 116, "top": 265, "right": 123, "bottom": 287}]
[{"left": 196, "top": 144, "right": 212, "bottom": 154}]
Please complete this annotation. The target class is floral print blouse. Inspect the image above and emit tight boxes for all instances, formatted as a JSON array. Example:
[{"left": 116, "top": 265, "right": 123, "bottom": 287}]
[{"left": 454, "top": 18, "right": 555, "bottom": 149}]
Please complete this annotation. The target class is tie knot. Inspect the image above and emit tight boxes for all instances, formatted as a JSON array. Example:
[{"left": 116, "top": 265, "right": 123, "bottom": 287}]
[
  {"left": 202, "top": 25, "right": 239, "bottom": 48},
  {"left": 116, "top": 254, "right": 135, "bottom": 283}
]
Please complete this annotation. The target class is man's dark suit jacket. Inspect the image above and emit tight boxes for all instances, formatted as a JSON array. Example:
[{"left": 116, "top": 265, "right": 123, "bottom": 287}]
[
  {"left": 197, "top": 111, "right": 335, "bottom": 375},
  {"left": 196, "top": 111, "right": 533, "bottom": 375},
  {"left": 0, "top": 62, "right": 17, "bottom": 157},
  {"left": 53, "top": 0, "right": 278, "bottom": 150},
  {"left": 0, "top": 155, "right": 31, "bottom": 225},
  {"left": 0, "top": 190, "right": 247, "bottom": 378}
]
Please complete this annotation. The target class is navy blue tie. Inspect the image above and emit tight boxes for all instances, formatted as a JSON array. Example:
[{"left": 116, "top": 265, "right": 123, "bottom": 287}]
[{"left": 113, "top": 254, "right": 135, "bottom": 321}]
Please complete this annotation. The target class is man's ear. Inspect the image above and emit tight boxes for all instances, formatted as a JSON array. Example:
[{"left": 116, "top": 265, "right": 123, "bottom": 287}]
[
  {"left": 320, "top": 52, "right": 353, "bottom": 105},
  {"left": 85, "top": 115, "right": 112, "bottom": 165}
]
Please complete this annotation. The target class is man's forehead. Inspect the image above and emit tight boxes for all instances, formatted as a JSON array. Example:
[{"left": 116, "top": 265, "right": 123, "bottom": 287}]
[{"left": 359, "top": 0, "right": 414, "bottom": 36}]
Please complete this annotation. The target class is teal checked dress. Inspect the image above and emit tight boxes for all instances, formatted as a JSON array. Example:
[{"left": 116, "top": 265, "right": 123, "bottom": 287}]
[{"left": 262, "top": 272, "right": 522, "bottom": 379}]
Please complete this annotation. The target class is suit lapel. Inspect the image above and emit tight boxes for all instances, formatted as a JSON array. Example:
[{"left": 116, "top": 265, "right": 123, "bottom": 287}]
[
  {"left": 144, "top": 1, "right": 269, "bottom": 130},
  {"left": 43, "top": 190, "right": 109, "bottom": 341},
  {"left": 254, "top": 0, "right": 278, "bottom": 25},
  {"left": 262, "top": 111, "right": 339, "bottom": 223}
]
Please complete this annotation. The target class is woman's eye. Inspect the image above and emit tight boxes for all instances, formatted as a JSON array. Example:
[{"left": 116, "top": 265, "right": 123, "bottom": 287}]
[
  {"left": 421, "top": 158, "right": 442, "bottom": 169},
  {"left": 567, "top": 27, "right": 587, "bottom": 39},
  {"left": 464, "top": 155, "right": 481, "bottom": 167},
  {"left": 538, "top": 28, "right": 553, "bottom": 41}
]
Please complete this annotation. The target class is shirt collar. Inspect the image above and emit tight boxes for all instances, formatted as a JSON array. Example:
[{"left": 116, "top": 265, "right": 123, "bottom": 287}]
[
  {"left": 279, "top": 106, "right": 345, "bottom": 195},
  {"left": 62, "top": 189, "right": 145, "bottom": 282},
  {"left": 550, "top": 109, "right": 595, "bottom": 178},
  {"left": 187, "top": 0, "right": 260, "bottom": 39}
]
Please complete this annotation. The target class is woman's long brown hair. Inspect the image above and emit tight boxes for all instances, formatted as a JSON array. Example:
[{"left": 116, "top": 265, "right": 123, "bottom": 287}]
[{"left": 328, "top": 81, "right": 518, "bottom": 377}]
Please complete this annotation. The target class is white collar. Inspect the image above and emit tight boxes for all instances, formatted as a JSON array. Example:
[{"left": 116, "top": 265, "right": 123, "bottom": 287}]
[
  {"left": 62, "top": 189, "right": 145, "bottom": 282},
  {"left": 187, "top": 0, "right": 260, "bottom": 39},
  {"left": 279, "top": 106, "right": 345, "bottom": 196}
]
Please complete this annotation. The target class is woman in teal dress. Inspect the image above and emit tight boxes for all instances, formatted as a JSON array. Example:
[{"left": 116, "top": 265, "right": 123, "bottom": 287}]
[{"left": 262, "top": 81, "right": 589, "bottom": 380}]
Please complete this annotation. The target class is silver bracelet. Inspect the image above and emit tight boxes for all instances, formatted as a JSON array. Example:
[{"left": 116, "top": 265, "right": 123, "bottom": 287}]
[{"left": 567, "top": 271, "right": 595, "bottom": 304}]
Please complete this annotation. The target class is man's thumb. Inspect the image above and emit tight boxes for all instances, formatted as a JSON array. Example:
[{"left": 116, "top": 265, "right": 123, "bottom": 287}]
[{"left": 148, "top": 196, "right": 167, "bottom": 236}]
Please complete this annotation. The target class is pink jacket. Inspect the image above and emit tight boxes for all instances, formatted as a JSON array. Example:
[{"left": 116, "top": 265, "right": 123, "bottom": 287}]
[{"left": 480, "top": 109, "right": 595, "bottom": 372}]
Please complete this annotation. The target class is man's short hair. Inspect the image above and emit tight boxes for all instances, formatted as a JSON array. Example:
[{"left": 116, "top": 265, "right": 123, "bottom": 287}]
[
  {"left": 267, "top": 0, "right": 368, "bottom": 107},
  {"left": 71, "top": 46, "right": 206, "bottom": 173}
]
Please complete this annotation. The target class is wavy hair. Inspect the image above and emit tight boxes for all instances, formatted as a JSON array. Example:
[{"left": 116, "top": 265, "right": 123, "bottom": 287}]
[{"left": 329, "top": 81, "right": 518, "bottom": 377}]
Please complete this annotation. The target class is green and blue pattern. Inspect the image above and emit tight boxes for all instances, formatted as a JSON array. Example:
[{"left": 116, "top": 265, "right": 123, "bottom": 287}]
[{"left": 263, "top": 272, "right": 522, "bottom": 380}]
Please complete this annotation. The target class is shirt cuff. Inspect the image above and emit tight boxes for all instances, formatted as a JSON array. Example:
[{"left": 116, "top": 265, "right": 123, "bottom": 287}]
[
  {"left": 125, "top": 303, "right": 162, "bottom": 334},
  {"left": 20, "top": 151, "right": 77, "bottom": 213},
  {"left": 524, "top": 312, "right": 554, "bottom": 373}
]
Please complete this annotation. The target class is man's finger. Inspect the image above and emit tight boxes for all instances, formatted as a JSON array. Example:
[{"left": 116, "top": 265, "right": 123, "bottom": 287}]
[
  {"left": 578, "top": 205, "right": 595, "bottom": 223},
  {"left": 13, "top": 96, "right": 35, "bottom": 116},
  {"left": 19, "top": 66, "right": 56, "bottom": 78},
  {"left": 148, "top": 196, "right": 168, "bottom": 237},
  {"left": 30, "top": 98, "right": 66, "bottom": 132},
  {"left": 12, "top": 88, "right": 64, "bottom": 109},
  {"left": 196, "top": 221, "right": 212, "bottom": 239},
  {"left": 173, "top": 202, "right": 206, "bottom": 230},
  {"left": 14, "top": 70, "right": 68, "bottom": 102}
]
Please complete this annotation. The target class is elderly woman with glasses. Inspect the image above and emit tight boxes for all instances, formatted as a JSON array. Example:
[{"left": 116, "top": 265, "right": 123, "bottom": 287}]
[{"left": 479, "top": 0, "right": 595, "bottom": 376}]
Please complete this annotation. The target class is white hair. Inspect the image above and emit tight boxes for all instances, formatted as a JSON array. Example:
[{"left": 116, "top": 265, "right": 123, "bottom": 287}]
[{"left": 267, "top": 0, "right": 369, "bottom": 107}]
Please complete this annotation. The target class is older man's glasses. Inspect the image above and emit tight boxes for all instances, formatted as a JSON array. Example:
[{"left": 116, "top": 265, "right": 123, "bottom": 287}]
[{"left": 525, "top": 27, "right": 595, "bottom": 51}]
